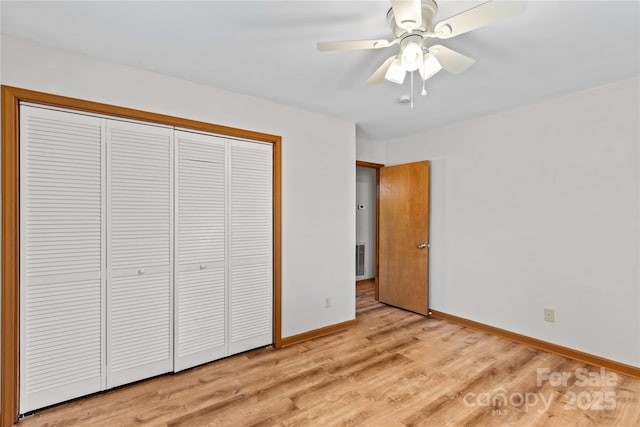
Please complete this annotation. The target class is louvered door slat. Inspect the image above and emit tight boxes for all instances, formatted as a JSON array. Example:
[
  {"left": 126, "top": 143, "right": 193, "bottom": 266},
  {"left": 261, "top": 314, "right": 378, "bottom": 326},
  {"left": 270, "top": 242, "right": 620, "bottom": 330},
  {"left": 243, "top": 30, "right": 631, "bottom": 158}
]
[
  {"left": 107, "top": 120, "right": 173, "bottom": 388},
  {"left": 174, "top": 131, "right": 227, "bottom": 371},
  {"left": 20, "top": 106, "right": 105, "bottom": 413},
  {"left": 229, "top": 140, "right": 273, "bottom": 354}
]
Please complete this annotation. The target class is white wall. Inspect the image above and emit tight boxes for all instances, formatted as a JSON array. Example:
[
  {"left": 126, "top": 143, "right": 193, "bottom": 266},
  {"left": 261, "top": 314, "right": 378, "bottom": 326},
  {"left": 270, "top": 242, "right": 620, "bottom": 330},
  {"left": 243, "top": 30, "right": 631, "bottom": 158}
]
[
  {"left": 356, "top": 137, "right": 386, "bottom": 164},
  {"left": 356, "top": 167, "right": 376, "bottom": 280},
  {"left": 0, "top": 35, "right": 356, "bottom": 338},
  {"left": 385, "top": 78, "right": 640, "bottom": 367}
]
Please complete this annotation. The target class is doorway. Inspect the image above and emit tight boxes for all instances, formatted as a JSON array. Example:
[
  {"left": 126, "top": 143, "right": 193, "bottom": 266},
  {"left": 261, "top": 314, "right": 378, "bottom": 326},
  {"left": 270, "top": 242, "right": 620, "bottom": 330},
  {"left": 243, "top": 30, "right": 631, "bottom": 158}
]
[
  {"left": 355, "top": 161, "right": 383, "bottom": 297},
  {"left": 356, "top": 166, "right": 377, "bottom": 281},
  {"left": 355, "top": 160, "right": 431, "bottom": 314}
]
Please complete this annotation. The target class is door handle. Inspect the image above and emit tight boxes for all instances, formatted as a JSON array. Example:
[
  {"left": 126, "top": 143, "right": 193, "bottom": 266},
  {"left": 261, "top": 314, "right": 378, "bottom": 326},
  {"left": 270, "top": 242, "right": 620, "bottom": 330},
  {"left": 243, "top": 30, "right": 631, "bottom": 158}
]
[{"left": 418, "top": 243, "right": 427, "bottom": 249}]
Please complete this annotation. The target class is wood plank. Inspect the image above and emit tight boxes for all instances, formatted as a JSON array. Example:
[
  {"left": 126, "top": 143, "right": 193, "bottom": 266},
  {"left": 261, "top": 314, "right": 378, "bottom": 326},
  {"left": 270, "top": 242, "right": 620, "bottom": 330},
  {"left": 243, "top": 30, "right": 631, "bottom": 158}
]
[{"left": 15, "top": 281, "right": 640, "bottom": 427}]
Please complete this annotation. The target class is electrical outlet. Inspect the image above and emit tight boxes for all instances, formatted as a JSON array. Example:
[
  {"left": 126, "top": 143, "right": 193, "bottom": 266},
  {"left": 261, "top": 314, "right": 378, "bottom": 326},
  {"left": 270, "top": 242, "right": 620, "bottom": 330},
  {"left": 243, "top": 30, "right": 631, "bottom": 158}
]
[
  {"left": 544, "top": 308, "right": 555, "bottom": 323},
  {"left": 325, "top": 297, "right": 331, "bottom": 308}
]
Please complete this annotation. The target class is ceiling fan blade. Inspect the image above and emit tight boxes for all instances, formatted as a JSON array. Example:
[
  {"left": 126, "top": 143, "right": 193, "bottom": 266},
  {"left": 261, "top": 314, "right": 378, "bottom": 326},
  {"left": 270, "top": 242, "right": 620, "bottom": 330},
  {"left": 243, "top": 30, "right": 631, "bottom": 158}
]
[
  {"left": 391, "top": 0, "right": 422, "bottom": 31},
  {"left": 366, "top": 55, "right": 397, "bottom": 85},
  {"left": 428, "top": 45, "right": 476, "bottom": 74},
  {"left": 433, "top": 0, "right": 527, "bottom": 39},
  {"left": 317, "top": 39, "right": 392, "bottom": 51}
]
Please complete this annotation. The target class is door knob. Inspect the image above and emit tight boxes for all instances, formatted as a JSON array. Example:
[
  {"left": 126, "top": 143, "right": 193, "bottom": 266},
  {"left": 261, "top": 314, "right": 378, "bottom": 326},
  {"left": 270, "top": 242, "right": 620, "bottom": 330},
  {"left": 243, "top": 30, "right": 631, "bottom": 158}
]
[{"left": 418, "top": 243, "right": 427, "bottom": 249}]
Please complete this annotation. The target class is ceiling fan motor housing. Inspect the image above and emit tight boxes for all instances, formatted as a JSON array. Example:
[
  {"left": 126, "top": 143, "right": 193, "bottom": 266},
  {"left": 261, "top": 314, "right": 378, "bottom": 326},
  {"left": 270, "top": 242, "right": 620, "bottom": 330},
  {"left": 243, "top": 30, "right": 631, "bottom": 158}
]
[{"left": 387, "top": 0, "right": 439, "bottom": 38}]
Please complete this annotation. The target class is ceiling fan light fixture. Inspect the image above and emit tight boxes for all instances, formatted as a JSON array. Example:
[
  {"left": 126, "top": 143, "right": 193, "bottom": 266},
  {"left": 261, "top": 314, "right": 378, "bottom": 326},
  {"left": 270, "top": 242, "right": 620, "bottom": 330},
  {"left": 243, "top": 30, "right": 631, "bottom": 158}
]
[
  {"left": 400, "top": 40, "right": 423, "bottom": 71},
  {"left": 419, "top": 52, "right": 442, "bottom": 80},
  {"left": 385, "top": 58, "right": 406, "bottom": 84}
]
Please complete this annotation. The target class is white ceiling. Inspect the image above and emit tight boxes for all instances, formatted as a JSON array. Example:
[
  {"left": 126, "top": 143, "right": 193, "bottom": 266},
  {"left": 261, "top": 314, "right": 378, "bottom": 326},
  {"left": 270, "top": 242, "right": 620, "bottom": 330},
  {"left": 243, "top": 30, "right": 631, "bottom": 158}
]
[{"left": 1, "top": 1, "right": 639, "bottom": 141}]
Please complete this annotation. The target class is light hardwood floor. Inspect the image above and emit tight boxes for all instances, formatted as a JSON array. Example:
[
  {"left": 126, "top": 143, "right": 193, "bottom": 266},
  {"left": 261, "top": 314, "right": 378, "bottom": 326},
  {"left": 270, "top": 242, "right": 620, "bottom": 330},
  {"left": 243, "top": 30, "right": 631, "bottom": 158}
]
[{"left": 16, "top": 282, "right": 640, "bottom": 426}]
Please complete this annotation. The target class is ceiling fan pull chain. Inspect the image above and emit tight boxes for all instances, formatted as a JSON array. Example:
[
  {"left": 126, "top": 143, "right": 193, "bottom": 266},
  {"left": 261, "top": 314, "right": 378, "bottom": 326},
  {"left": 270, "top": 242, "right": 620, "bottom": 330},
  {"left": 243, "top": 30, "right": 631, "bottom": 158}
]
[{"left": 421, "top": 78, "right": 427, "bottom": 96}]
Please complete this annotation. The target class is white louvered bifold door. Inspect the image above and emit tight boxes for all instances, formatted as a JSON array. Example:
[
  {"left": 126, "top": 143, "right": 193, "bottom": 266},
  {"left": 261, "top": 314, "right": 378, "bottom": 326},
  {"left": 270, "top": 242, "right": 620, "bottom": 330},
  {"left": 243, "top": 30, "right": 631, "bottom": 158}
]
[
  {"left": 174, "top": 131, "right": 227, "bottom": 371},
  {"left": 20, "top": 106, "right": 106, "bottom": 413},
  {"left": 228, "top": 140, "right": 273, "bottom": 354},
  {"left": 106, "top": 120, "right": 173, "bottom": 388}
]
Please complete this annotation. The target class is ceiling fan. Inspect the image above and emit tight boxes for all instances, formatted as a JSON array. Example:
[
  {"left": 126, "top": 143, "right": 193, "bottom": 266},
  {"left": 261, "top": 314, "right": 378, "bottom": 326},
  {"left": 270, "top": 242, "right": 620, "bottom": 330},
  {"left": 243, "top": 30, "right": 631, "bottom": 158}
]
[{"left": 317, "top": 0, "right": 527, "bottom": 91}]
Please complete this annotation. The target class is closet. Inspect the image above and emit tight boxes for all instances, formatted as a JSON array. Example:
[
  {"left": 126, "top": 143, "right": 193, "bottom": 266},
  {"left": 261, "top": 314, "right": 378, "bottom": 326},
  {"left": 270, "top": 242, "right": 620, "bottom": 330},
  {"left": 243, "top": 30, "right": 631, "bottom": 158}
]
[{"left": 19, "top": 104, "right": 273, "bottom": 413}]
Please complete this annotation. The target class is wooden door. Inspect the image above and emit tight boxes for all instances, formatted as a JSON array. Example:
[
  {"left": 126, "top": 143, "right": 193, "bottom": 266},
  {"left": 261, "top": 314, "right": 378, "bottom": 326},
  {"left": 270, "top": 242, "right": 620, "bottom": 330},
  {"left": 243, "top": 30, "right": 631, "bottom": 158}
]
[{"left": 378, "top": 161, "right": 430, "bottom": 315}]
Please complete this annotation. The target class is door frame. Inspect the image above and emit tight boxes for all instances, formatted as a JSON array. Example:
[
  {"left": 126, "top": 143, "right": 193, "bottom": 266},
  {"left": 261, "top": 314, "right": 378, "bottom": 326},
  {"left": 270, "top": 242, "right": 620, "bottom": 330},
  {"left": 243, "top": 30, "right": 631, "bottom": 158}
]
[
  {"left": 1, "top": 86, "right": 282, "bottom": 426},
  {"left": 355, "top": 160, "right": 383, "bottom": 300}
]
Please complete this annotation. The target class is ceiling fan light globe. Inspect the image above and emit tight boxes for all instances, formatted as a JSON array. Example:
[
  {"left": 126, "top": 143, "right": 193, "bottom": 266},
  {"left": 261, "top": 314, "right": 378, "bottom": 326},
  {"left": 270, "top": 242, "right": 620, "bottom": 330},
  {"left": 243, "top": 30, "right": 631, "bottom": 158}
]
[
  {"left": 385, "top": 59, "right": 406, "bottom": 84},
  {"left": 419, "top": 53, "right": 442, "bottom": 80},
  {"left": 401, "top": 41, "right": 423, "bottom": 72}
]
